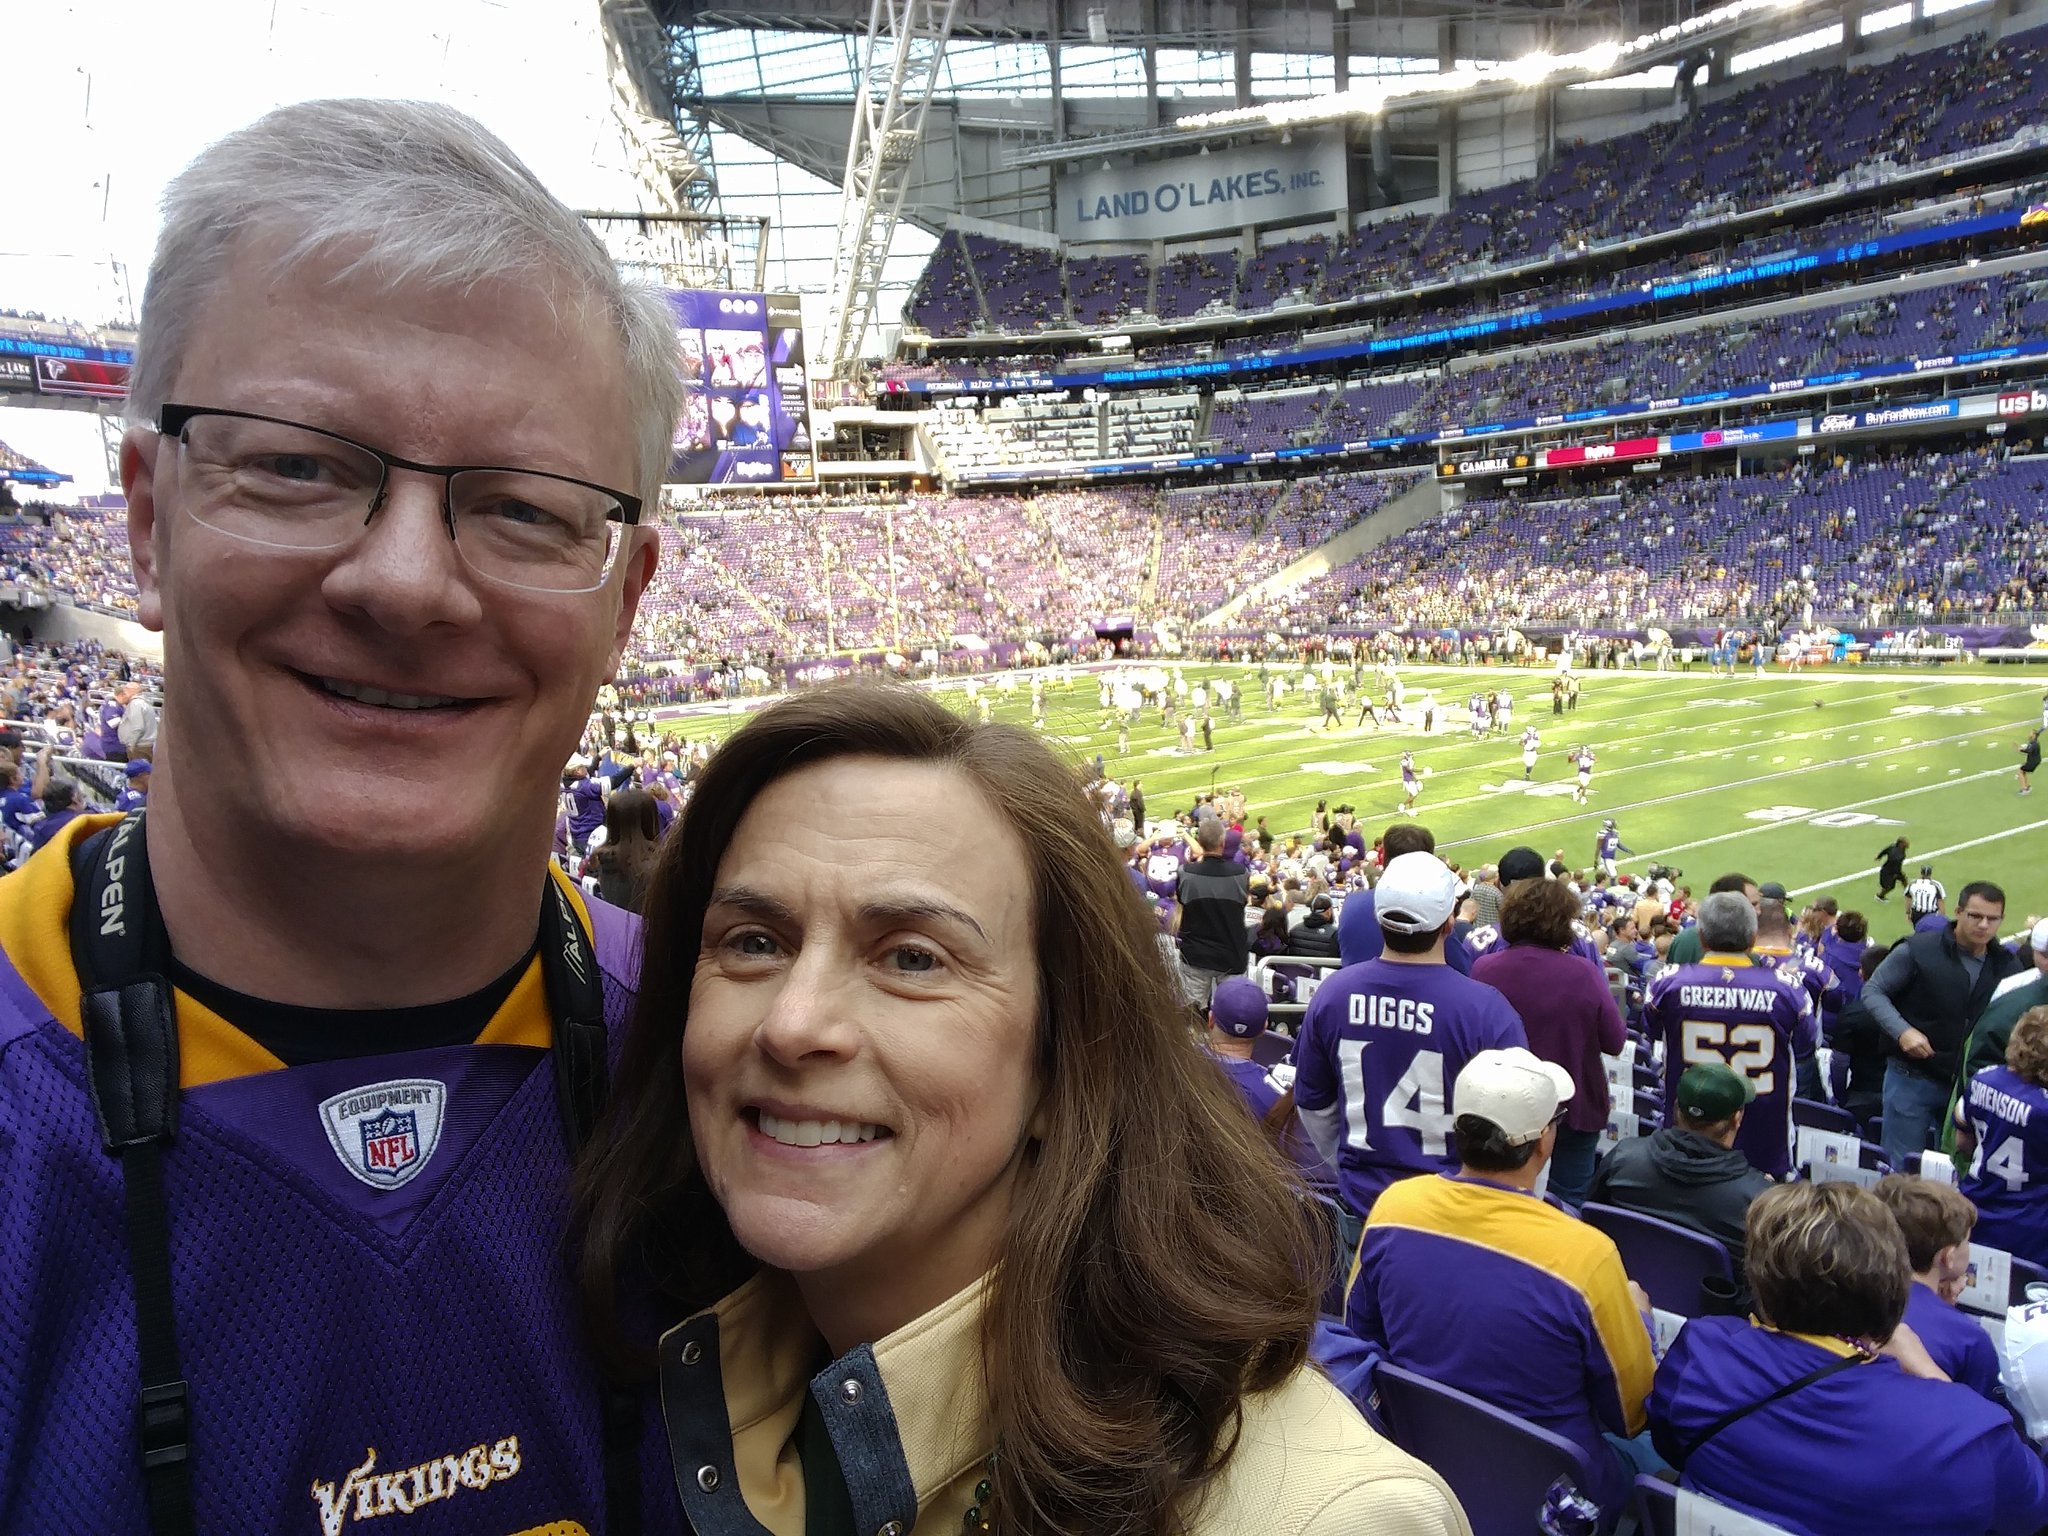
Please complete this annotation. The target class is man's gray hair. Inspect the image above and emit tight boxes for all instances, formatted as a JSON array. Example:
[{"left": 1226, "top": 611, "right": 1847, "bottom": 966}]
[
  {"left": 1196, "top": 816, "right": 1226, "bottom": 853},
  {"left": 1697, "top": 890, "right": 1759, "bottom": 953},
  {"left": 127, "top": 99, "right": 683, "bottom": 506}
]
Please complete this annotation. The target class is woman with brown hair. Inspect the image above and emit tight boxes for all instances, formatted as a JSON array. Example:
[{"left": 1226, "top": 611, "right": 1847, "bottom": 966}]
[
  {"left": 1469, "top": 876, "right": 1624, "bottom": 1208},
  {"left": 585, "top": 785, "right": 663, "bottom": 913},
  {"left": 574, "top": 683, "right": 1466, "bottom": 1536}
]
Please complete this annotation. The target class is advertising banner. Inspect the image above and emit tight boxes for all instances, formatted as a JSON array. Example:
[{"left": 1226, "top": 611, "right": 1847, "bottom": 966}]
[
  {"left": 1056, "top": 134, "right": 1347, "bottom": 244},
  {"left": 0, "top": 356, "right": 32, "bottom": 393},
  {"left": 667, "top": 290, "right": 817, "bottom": 486}
]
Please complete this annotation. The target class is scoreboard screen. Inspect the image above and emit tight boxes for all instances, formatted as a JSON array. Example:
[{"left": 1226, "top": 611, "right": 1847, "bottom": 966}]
[
  {"left": 666, "top": 290, "right": 816, "bottom": 486},
  {"left": 32, "top": 354, "right": 131, "bottom": 400}
]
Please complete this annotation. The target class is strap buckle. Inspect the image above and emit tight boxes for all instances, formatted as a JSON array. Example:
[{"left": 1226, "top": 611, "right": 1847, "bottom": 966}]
[{"left": 139, "top": 1379, "right": 191, "bottom": 1470}]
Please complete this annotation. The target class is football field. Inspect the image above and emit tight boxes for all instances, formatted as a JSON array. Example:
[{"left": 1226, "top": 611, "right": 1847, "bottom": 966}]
[{"left": 662, "top": 663, "right": 2048, "bottom": 937}]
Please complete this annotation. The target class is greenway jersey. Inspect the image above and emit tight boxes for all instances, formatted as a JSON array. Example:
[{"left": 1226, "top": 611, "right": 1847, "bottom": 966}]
[
  {"left": 1293, "top": 959, "right": 1527, "bottom": 1217},
  {"left": 1960, "top": 1065, "right": 2048, "bottom": 1269},
  {"left": 1646, "top": 955, "right": 1815, "bottom": 1178},
  {"left": 0, "top": 815, "right": 682, "bottom": 1535}
]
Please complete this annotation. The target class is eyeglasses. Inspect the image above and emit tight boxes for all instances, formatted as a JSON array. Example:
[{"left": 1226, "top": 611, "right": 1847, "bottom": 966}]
[{"left": 157, "top": 404, "right": 643, "bottom": 595}]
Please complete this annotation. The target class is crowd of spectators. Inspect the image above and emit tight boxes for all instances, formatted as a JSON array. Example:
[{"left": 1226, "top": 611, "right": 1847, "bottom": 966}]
[
  {"left": 902, "top": 22, "right": 2048, "bottom": 343},
  {"left": 1100, "top": 766, "right": 2048, "bottom": 1531},
  {"left": 1236, "top": 444, "right": 2048, "bottom": 633}
]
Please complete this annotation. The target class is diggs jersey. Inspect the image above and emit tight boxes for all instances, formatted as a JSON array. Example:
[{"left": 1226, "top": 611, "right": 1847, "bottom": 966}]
[
  {"left": 1292, "top": 959, "right": 1527, "bottom": 1218},
  {"left": 1961, "top": 1066, "right": 2048, "bottom": 1268},
  {"left": 0, "top": 815, "right": 684, "bottom": 1534},
  {"left": 1646, "top": 955, "right": 1815, "bottom": 1178},
  {"left": 1595, "top": 830, "right": 1627, "bottom": 863}
]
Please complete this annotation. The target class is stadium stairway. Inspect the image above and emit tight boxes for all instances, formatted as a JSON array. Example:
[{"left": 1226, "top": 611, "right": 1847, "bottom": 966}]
[
  {"left": 1204, "top": 471, "right": 1440, "bottom": 627},
  {"left": 1138, "top": 510, "right": 1166, "bottom": 612}
]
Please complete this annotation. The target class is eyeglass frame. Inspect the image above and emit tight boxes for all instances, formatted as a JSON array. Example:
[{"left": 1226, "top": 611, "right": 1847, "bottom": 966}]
[{"left": 154, "top": 402, "right": 644, "bottom": 569}]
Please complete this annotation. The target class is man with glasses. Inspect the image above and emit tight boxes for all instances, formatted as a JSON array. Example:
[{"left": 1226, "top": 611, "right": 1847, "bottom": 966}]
[{"left": 0, "top": 101, "right": 686, "bottom": 1533}]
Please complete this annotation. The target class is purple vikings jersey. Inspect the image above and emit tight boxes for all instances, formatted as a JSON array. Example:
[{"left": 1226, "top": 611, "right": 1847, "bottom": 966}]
[
  {"left": 1753, "top": 945, "right": 1842, "bottom": 1042},
  {"left": 86, "top": 699, "right": 124, "bottom": 759},
  {"left": 1141, "top": 843, "right": 1186, "bottom": 932},
  {"left": 566, "top": 777, "right": 606, "bottom": 841},
  {"left": 1596, "top": 829, "right": 1625, "bottom": 862},
  {"left": 1961, "top": 1065, "right": 2048, "bottom": 1269},
  {"left": 1646, "top": 955, "right": 1815, "bottom": 1178},
  {"left": 0, "top": 815, "right": 683, "bottom": 1534},
  {"left": 1401, "top": 762, "right": 1419, "bottom": 792},
  {"left": 1293, "top": 959, "right": 1527, "bottom": 1216}
]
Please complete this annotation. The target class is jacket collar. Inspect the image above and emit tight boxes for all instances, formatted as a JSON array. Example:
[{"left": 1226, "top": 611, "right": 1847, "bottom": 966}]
[{"left": 659, "top": 1268, "right": 995, "bottom": 1536}]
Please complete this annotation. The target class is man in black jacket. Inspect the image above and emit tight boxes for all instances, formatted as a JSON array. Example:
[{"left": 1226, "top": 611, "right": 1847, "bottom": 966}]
[
  {"left": 1287, "top": 893, "right": 1342, "bottom": 958},
  {"left": 1828, "top": 944, "right": 1892, "bottom": 1132},
  {"left": 1588, "top": 1063, "right": 1774, "bottom": 1288},
  {"left": 1864, "top": 880, "right": 2024, "bottom": 1167}
]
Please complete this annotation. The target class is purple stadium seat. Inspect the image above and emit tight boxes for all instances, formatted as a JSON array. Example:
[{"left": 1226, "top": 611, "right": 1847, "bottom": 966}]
[
  {"left": 1792, "top": 1098, "right": 1859, "bottom": 1135},
  {"left": 1372, "top": 1362, "right": 1601, "bottom": 1536},
  {"left": 1580, "top": 1202, "right": 1734, "bottom": 1317},
  {"left": 1249, "top": 1031, "right": 1294, "bottom": 1067},
  {"left": 1633, "top": 1475, "right": 1678, "bottom": 1536}
]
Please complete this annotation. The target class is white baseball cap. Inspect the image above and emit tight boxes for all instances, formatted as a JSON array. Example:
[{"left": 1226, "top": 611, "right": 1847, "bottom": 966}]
[
  {"left": 1455, "top": 1048, "right": 1576, "bottom": 1145},
  {"left": 2032, "top": 917, "right": 2048, "bottom": 954},
  {"left": 1374, "top": 851, "right": 1462, "bottom": 934}
]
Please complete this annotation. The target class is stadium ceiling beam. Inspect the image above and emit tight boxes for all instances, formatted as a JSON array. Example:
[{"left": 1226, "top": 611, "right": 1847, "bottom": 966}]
[
  {"left": 822, "top": 0, "right": 963, "bottom": 377},
  {"left": 672, "top": 0, "right": 1620, "bottom": 46},
  {"left": 999, "top": 0, "right": 1826, "bottom": 168}
]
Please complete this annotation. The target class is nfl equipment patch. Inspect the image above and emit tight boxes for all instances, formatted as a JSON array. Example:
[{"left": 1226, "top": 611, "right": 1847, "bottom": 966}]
[{"left": 318, "top": 1079, "right": 449, "bottom": 1190}]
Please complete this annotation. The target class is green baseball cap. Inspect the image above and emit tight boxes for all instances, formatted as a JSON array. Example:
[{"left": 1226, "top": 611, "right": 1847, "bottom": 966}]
[{"left": 1677, "top": 1062, "right": 1756, "bottom": 1122}]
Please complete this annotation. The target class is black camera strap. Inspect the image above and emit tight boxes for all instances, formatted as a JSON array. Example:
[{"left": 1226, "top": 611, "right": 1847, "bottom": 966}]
[{"left": 67, "top": 812, "right": 640, "bottom": 1535}]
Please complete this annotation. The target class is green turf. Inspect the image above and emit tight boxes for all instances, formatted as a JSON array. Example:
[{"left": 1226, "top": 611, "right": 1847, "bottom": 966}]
[{"left": 655, "top": 662, "right": 2048, "bottom": 940}]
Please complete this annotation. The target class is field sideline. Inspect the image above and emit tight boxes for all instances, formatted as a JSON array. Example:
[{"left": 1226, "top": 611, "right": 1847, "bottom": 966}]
[{"left": 659, "top": 663, "right": 2048, "bottom": 937}]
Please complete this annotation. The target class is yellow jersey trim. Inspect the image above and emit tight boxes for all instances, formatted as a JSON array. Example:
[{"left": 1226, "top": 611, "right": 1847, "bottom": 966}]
[{"left": 0, "top": 814, "right": 585, "bottom": 1087}]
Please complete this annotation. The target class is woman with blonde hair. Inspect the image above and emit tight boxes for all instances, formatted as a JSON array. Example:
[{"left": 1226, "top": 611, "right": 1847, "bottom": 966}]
[{"left": 575, "top": 684, "right": 1466, "bottom": 1536}]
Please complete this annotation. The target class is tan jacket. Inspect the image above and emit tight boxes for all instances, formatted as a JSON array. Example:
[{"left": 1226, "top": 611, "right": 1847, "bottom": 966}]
[{"left": 657, "top": 1268, "right": 1470, "bottom": 1536}]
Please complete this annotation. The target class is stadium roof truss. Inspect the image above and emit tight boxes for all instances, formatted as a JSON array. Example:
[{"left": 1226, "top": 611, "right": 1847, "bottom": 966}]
[{"left": 822, "top": 0, "right": 963, "bottom": 377}]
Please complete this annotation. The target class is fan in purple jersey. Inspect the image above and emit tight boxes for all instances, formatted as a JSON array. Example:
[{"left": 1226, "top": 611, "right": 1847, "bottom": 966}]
[
  {"left": 1140, "top": 834, "right": 1189, "bottom": 933},
  {"left": 1645, "top": 893, "right": 1816, "bottom": 1179},
  {"left": 562, "top": 759, "right": 607, "bottom": 855},
  {"left": 1399, "top": 751, "right": 1421, "bottom": 814},
  {"left": 1295, "top": 852, "right": 1528, "bottom": 1219},
  {"left": 1464, "top": 845, "right": 1606, "bottom": 972},
  {"left": 1959, "top": 1005, "right": 2048, "bottom": 1270},
  {"left": 113, "top": 759, "right": 151, "bottom": 816},
  {"left": 0, "top": 101, "right": 693, "bottom": 1532},
  {"left": 1751, "top": 897, "right": 1842, "bottom": 1102}
]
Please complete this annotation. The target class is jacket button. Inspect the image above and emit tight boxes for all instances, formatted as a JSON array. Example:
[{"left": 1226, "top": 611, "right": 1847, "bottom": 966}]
[
  {"left": 841, "top": 1378, "right": 863, "bottom": 1404},
  {"left": 697, "top": 1466, "right": 720, "bottom": 1492},
  {"left": 680, "top": 1340, "right": 703, "bottom": 1366},
  {"left": 877, "top": 1524, "right": 904, "bottom": 1536}
]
